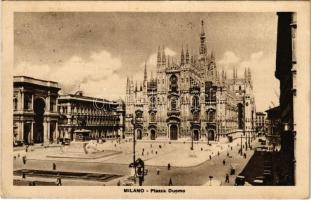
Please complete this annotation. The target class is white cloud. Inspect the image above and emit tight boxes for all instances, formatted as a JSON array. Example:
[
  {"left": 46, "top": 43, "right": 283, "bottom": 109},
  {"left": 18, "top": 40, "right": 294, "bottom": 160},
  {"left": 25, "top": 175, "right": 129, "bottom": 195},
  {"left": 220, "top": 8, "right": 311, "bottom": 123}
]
[
  {"left": 218, "top": 51, "right": 240, "bottom": 66},
  {"left": 218, "top": 50, "right": 279, "bottom": 112},
  {"left": 134, "top": 47, "right": 177, "bottom": 81},
  {"left": 14, "top": 50, "right": 125, "bottom": 100},
  {"left": 250, "top": 51, "right": 263, "bottom": 60}
]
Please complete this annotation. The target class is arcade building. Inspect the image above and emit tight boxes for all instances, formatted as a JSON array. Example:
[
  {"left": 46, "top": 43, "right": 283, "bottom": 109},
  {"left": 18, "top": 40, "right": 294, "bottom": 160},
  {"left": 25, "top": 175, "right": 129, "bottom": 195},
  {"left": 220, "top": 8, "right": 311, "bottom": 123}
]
[
  {"left": 125, "top": 20, "right": 256, "bottom": 141},
  {"left": 13, "top": 76, "right": 60, "bottom": 145},
  {"left": 13, "top": 76, "right": 125, "bottom": 146}
]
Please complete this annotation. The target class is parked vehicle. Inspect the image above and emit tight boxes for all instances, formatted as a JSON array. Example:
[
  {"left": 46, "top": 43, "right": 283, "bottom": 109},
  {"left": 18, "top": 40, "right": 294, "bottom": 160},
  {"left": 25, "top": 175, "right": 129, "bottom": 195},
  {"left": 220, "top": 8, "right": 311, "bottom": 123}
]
[{"left": 235, "top": 175, "right": 245, "bottom": 186}]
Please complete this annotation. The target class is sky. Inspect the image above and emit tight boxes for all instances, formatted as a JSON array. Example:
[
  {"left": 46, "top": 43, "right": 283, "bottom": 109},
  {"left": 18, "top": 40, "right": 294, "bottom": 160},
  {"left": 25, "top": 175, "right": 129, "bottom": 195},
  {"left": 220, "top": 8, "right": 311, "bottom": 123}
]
[{"left": 14, "top": 12, "right": 279, "bottom": 112}]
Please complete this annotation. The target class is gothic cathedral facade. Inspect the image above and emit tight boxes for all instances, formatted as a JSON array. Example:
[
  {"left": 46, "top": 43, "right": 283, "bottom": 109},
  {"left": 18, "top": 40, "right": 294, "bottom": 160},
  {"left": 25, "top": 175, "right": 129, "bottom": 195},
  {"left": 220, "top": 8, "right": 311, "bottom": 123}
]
[{"left": 125, "top": 20, "right": 256, "bottom": 141}]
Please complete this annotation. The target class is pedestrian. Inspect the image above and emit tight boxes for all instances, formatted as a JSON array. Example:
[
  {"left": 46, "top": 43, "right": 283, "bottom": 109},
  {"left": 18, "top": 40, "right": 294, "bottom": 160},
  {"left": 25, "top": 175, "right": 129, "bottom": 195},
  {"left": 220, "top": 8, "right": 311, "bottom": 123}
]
[
  {"left": 142, "top": 148, "right": 144, "bottom": 152},
  {"left": 243, "top": 153, "right": 247, "bottom": 159},
  {"left": 168, "top": 163, "right": 171, "bottom": 170},
  {"left": 56, "top": 174, "right": 62, "bottom": 186},
  {"left": 209, "top": 155, "right": 212, "bottom": 160},
  {"left": 157, "top": 168, "right": 160, "bottom": 175},
  {"left": 227, "top": 152, "right": 229, "bottom": 157},
  {"left": 217, "top": 151, "right": 220, "bottom": 156},
  {"left": 53, "top": 163, "right": 56, "bottom": 170},
  {"left": 155, "top": 151, "right": 157, "bottom": 155},
  {"left": 231, "top": 146, "right": 233, "bottom": 150},
  {"left": 225, "top": 173, "right": 229, "bottom": 183},
  {"left": 117, "top": 180, "right": 121, "bottom": 186},
  {"left": 223, "top": 159, "right": 226, "bottom": 166},
  {"left": 168, "top": 178, "right": 173, "bottom": 186},
  {"left": 22, "top": 155, "right": 27, "bottom": 165},
  {"left": 201, "top": 147, "right": 203, "bottom": 151}
]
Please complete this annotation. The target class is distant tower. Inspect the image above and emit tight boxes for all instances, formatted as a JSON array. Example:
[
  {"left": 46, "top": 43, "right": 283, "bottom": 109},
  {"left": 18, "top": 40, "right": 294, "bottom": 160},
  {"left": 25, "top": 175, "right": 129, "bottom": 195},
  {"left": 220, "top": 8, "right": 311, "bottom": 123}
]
[
  {"left": 157, "top": 46, "right": 162, "bottom": 71},
  {"left": 233, "top": 66, "right": 238, "bottom": 81},
  {"left": 244, "top": 67, "right": 247, "bottom": 81},
  {"left": 143, "top": 61, "right": 148, "bottom": 90},
  {"left": 186, "top": 46, "right": 190, "bottom": 64},
  {"left": 199, "top": 20, "right": 207, "bottom": 56},
  {"left": 162, "top": 46, "right": 166, "bottom": 66},
  {"left": 180, "top": 46, "right": 185, "bottom": 66}
]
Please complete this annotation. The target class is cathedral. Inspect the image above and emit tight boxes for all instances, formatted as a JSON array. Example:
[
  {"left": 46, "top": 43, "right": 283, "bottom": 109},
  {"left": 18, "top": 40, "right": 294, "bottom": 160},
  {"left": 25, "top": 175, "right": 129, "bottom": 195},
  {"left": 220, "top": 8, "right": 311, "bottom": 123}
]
[{"left": 125, "top": 20, "right": 256, "bottom": 141}]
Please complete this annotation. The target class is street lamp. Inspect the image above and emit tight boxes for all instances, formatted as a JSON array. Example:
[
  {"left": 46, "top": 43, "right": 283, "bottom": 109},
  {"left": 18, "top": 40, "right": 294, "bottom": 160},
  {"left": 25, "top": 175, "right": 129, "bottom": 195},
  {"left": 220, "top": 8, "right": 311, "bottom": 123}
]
[
  {"left": 191, "top": 131, "right": 194, "bottom": 150},
  {"left": 243, "top": 94, "right": 248, "bottom": 151},
  {"left": 130, "top": 115, "right": 137, "bottom": 179},
  {"left": 240, "top": 133, "right": 243, "bottom": 156}
]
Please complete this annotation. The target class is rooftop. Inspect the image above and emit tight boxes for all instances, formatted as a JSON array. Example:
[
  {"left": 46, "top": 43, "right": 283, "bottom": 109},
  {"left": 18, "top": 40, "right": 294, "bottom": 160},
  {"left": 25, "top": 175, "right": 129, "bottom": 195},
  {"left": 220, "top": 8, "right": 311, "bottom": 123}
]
[{"left": 13, "top": 76, "right": 59, "bottom": 89}]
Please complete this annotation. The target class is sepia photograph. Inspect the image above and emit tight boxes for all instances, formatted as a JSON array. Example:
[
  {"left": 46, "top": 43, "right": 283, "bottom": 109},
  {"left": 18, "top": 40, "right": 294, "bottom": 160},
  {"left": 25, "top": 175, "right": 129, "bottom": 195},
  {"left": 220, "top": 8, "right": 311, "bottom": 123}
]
[{"left": 1, "top": 1, "right": 310, "bottom": 199}]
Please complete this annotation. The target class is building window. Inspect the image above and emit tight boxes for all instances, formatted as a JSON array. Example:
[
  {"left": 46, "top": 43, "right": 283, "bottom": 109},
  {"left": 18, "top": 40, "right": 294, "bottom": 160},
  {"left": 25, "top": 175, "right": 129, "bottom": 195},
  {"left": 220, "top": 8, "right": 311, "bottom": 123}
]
[
  {"left": 13, "top": 97, "right": 18, "bottom": 110},
  {"left": 150, "top": 96, "right": 156, "bottom": 109},
  {"left": 150, "top": 113, "right": 156, "bottom": 122},
  {"left": 192, "top": 95, "right": 200, "bottom": 111},
  {"left": 171, "top": 98, "right": 177, "bottom": 110},
  {"left": 24, "top": 94, "right": 32, "bottom": 110}
]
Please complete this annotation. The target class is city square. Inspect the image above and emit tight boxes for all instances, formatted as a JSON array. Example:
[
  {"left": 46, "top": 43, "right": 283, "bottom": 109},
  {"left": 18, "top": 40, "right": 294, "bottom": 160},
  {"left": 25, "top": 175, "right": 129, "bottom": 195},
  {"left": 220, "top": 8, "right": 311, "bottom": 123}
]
[
  {"left": 14, "top": 134, "right": 259, "bottom": 186},
  {"left": 12, "top": 11, "right": 297, "bottom": 187}
]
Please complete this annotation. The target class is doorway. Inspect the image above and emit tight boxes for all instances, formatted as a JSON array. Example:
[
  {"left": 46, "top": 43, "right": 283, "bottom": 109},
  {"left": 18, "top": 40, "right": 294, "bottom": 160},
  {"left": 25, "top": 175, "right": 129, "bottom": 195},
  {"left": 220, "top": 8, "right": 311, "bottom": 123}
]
[
  {"left": 33, "top": 98, "right": 45, "bottom": 143},
  {"left": 170, "top": 124, "right": 178, "bottom": 140}
]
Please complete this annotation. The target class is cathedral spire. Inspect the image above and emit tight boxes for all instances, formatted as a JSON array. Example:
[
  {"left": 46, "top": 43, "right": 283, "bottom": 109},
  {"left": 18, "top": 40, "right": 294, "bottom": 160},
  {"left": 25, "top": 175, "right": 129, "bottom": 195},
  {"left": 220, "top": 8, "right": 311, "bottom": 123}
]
[
  {"left": 248, "top": 67, "right": 252, "bottom": 81},
  {"left": 233, "top": 66, "right": 237, "bottom": 80},
  {"left": 135, "top": 81, "right": 138, "bottom": 92},
  {"left": 181, "top": 45, "right": 185, "bottom": 66},
  {"left": 126, "top": 76, "right": 129, "bottom": 94},
  {"left": 157, "top": 46, "right": 161, "bottom": 67},
  {"left": 186, "top": 45, "right": 190, "bottom": 64},
  {"left": 244, "top": 67, "right": 247, "bottom": 80},
  {"left": 199, "top": 20, "right": 207, "bottom": 56},
  {"left": 162, "top": 46, "right": 166, "bottom": 65},
  {"left": 144, "top": 61, "right": 147, "bottom": 81}
]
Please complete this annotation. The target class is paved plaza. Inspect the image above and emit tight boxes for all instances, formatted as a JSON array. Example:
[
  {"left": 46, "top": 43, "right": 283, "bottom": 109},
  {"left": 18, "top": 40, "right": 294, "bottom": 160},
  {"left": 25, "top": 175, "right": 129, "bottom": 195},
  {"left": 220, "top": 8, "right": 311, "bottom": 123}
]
[{"left": 13, "top": 134, "right": 258, "bottom": 186}]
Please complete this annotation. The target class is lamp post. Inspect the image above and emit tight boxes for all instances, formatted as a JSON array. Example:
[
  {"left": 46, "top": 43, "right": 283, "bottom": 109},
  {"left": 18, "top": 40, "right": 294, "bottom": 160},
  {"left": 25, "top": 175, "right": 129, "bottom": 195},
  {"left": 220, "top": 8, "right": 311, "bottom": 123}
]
[
  {"left": 240, "top": 133, "right": 243, "bottom": 156},
  {"left": 191, "top": 131, "right": 194, "bottom": 150},
  {"left": 243, "top": 93, "right": 248, "bottom": 151},
  {"left": 130, "top": 115, "right": 137, "bottom": 179}
]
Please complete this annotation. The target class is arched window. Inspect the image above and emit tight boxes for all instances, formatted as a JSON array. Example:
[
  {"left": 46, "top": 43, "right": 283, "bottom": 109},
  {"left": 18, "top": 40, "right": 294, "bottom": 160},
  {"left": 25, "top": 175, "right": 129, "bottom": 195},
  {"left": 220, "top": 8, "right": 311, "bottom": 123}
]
[
  {"left": 150, "top": 112, "right": 156, "bottom": 122},
  {"left": 192, "top": 95, "right": 200, "bottom": 111},
  {"left": 170, "top": 75, "right": 178, "bottom": 92},
  {"left": 150, "top": 96, "right": 156, "bottom": 109},
  {"left": 171, "top": 98, "right": 177, "bottom": 110},
  {"left": 13, "top": 97, "right": 18, "bottom": 110}
]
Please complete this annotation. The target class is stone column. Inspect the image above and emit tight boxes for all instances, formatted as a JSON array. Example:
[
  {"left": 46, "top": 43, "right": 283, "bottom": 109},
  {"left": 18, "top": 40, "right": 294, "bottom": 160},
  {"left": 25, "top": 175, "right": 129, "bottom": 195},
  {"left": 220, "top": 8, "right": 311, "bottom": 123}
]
[
  {"left": 43, "top": 120, "right": 48, "bottom": 145},
  {"left": 168, "top": 124, "right": 170, "bottom": 139},
  {"left": 55, "top": 122, "right": 59, "bottom": 141},
  {"left": 19, "top": 121, "right": 24, "bottom": 141},
  {"left": 46, "top": 94, "right": 51, "bottom": 113},
  {"left": 21, "top": 89, "right": 24, "bottom": 110},
  {"left": 31, "top": 94, "right": 34, "bottom": 110},
  {"left": 30, "top": 121, "right": 34, "bottom": 143}
]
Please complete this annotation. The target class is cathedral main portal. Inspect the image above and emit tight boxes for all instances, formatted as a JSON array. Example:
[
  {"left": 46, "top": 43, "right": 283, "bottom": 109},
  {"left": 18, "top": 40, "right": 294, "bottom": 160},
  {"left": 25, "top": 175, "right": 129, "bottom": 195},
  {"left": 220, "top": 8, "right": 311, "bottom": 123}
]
[{"left": 169, "top": 124, "right": 178, "bottom": 140}]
